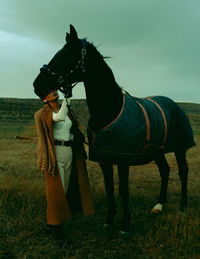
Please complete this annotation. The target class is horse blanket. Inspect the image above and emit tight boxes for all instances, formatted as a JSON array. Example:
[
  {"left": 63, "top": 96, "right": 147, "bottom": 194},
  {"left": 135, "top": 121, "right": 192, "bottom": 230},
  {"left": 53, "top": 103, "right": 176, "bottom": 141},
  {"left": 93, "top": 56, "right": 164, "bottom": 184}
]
[{"left": 87, "top": 91, "right": 195, "bottom": 165}]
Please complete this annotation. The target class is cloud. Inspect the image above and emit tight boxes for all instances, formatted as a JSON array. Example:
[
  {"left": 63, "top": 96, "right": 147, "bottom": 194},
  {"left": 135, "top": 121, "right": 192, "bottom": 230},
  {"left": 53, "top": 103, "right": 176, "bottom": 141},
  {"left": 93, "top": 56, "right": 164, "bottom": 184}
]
[
  {"left": 0, "top": 30, "right": 58, "bottom": 97},
  {"left": 0, "top": 0, "right": 200, "bottom": 102}
]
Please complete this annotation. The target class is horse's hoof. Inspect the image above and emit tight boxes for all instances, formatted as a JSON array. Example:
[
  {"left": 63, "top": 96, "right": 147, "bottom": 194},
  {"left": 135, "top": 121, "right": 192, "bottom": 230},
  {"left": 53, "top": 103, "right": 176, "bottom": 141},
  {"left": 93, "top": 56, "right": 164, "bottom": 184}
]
[
  {"left": 151, "top": 203, "right": 163, "bottom": 214},
  {"left": 119, "top": 223, "right": 130, "bottom": 236},
  {"left": 177, "top": 211, "right": 186, "bottom": 217},
  {"left": 151, "top": 208, "right": 162, "bottom": 214},
  {"left": 180, "top": 204, "right": 187, "bottom": 212},
  {"left": 104, "top": 223, "right": 114, "bottom": 230},
  {"left": 119, "top": 230, "right": 130, "bottom": 236},
  {"left": 179, "top": 207, "right": 187, "bottom": 216},
  {"left": 180, "top": 208, "right": 186, "bottom": 213},
  {"left": 104, "top": 223, "right": 110, "bottom": 228}
]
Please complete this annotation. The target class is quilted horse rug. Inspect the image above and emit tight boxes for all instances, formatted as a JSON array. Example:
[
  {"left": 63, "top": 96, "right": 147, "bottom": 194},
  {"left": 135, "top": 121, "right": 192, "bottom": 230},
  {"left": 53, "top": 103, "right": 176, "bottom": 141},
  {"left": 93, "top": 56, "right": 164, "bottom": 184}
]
[{"left": 87, "top": 91, "right": 195, "bottom": 165}]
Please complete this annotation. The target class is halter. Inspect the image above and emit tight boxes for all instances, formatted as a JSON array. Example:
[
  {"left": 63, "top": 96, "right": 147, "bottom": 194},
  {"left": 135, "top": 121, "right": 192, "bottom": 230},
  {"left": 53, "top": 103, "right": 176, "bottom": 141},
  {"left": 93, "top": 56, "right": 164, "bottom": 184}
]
[{"left": 40, "top": 39, "right": 87, "bottom": 97}]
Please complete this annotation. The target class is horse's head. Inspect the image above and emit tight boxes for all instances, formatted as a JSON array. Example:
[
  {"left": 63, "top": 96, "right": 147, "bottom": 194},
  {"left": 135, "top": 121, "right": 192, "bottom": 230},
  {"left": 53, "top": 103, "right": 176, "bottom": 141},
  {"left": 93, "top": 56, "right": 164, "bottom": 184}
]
[{"left": 33, "top": 25, "right": 87, "bottom": 99}]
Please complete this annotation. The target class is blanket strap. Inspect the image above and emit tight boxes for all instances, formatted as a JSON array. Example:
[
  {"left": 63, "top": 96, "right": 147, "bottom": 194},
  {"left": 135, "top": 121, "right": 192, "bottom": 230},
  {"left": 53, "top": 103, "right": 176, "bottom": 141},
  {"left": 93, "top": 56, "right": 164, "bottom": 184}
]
[
  {"left": 147, "top": 98, "right": 167, "bottom": 148},
  {"left": 136, "top": 98, "right": 168, "bottom": 151},
  {"left": 135, "top": 101, "right": 150, "bottom": 142}
]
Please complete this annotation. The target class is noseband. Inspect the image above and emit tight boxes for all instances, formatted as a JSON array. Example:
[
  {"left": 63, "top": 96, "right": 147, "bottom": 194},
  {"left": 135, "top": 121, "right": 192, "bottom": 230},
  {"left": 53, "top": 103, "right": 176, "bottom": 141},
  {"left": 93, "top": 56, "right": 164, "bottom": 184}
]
[{"left": 40, "top": 39, "right": 87, "bottom": 97}]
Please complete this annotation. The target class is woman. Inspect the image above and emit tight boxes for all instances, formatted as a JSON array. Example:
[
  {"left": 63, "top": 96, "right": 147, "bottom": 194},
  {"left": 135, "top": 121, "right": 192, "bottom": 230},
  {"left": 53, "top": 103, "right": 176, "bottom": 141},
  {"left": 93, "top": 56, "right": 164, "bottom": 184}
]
[{"left": 34, "top": 89, "right": 94, "bottom": 241}]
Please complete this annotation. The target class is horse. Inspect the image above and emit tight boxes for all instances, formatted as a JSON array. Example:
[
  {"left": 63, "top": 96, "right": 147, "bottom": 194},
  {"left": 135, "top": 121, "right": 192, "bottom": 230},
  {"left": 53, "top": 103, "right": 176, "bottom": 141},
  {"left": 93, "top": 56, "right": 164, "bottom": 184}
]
[{"left": 33, "top": 25, "right": 195, "bottom": 234}]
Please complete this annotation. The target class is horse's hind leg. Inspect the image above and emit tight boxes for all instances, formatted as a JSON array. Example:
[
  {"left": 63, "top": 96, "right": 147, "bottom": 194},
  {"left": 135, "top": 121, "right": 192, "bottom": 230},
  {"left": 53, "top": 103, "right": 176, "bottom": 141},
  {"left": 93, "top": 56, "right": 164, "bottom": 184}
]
[
  {"left": 175, "top": 149, "right": 188, "bottom": 211},
  {"left": 118, "top": 164, "right": 131, "bottom": 233},
  {"left": 99, "top": 163, "right": 117, "bottom": 226},
  {"left": 152, "top": 154, "right": 170, "bottom": 213}
]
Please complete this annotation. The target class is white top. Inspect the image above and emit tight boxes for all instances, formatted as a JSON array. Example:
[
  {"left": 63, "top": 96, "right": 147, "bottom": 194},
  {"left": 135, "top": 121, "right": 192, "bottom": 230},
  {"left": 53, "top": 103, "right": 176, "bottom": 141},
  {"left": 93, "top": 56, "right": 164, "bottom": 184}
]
[{"left": 52, "top": 98, "right": 74, "bottom": 141}]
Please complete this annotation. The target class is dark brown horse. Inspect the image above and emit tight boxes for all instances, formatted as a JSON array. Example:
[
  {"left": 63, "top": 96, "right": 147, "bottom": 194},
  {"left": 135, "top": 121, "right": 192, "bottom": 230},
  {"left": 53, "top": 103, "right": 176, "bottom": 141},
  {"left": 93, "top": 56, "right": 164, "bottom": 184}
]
[{"left": 33, "top": 25, "right": 195, "bottom": 234}]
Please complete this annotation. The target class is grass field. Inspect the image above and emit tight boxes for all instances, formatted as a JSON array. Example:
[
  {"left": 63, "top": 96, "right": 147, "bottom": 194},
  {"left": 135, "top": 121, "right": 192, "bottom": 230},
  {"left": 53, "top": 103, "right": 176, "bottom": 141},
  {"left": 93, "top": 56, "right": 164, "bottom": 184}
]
[{"left": 0, "top": 113, "right": 200, "bottom": 258}]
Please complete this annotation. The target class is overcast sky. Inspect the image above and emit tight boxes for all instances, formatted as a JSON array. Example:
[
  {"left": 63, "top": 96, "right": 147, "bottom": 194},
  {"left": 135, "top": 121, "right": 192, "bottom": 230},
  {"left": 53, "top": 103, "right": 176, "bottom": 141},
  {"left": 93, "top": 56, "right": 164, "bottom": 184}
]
[{"left": 1, "top": 0, "right": 200, "bottom": 103}]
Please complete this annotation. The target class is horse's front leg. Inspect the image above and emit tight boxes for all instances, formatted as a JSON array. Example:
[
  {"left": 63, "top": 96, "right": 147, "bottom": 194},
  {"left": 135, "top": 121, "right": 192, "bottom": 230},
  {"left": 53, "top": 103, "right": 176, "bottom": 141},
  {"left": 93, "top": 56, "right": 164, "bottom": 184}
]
[
  {"left": 99, "top": 163, "right": 117, "bottom": 226},
  {"left": 118, "top": 164, "right": 131, "bottom": 233}
]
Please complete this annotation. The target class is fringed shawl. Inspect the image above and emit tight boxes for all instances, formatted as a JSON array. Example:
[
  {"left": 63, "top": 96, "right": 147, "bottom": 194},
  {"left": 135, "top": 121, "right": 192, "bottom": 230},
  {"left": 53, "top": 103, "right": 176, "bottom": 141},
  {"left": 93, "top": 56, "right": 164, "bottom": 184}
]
[{"left": 34, "top": 104, "right": 58, "bottom": 177}]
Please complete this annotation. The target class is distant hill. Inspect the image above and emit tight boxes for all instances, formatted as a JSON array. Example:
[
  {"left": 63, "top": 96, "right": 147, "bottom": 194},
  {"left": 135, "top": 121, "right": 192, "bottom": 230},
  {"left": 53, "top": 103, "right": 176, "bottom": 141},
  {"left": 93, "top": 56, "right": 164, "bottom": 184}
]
[
  {"left": 0, "top": 97, "right": 199, "bottom": 137},
  {"left": 0, "top": 98, "right": 89, "bottom": 128},
  {"left": 0, "top": 98, "right": 89, "bottom": 137},
  {"left": 177, "top": 102, "right": 200, "bottom": 114}
]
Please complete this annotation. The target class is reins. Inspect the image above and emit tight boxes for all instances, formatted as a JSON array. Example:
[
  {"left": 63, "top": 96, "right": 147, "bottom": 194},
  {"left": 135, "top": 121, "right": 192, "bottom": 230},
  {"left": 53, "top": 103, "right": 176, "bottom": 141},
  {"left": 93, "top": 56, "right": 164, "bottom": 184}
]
[{"left": 66, "top": 98, "right": 89, "bottom": 146}]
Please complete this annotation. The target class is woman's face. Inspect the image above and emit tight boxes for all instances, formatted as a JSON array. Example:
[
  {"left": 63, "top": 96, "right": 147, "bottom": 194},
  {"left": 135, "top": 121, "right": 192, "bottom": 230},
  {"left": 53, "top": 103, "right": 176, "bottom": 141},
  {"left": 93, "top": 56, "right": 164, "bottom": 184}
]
[{"left": 43, "top": 90, "right": 59, "bottom": 103}]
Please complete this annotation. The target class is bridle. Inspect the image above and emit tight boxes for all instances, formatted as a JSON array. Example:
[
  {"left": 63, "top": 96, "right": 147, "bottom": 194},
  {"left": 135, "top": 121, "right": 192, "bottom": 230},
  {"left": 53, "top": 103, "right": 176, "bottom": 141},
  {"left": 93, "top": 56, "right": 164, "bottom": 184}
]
[{"left": 40, "top": 39, "right": 87, "bottom": 97}]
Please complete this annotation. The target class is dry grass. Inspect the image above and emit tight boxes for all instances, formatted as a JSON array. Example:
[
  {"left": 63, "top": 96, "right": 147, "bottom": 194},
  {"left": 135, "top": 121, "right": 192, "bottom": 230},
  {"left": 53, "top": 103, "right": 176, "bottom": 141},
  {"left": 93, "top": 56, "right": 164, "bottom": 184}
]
[{"left": 0, "top": 131, "right": 200, "bottom": 258}]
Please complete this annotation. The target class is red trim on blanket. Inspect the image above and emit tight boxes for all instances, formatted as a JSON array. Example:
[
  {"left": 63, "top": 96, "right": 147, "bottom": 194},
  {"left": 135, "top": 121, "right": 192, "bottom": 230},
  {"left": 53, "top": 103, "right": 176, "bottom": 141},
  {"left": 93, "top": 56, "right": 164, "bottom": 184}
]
[
  {"left": 135, "top": 100, "right": 151, "bottom": 142},
  {"left": 100, "top": 93, "right": 125, "bottom": 131},
  {"left": 147, "top": 98, "right": 168, "bottom": 148},
  {"left": 88, "top": 92, "right": 126, "bottom": 140},
  {"left": 136, "top": 97, "right": 168, "bottom": 151}
]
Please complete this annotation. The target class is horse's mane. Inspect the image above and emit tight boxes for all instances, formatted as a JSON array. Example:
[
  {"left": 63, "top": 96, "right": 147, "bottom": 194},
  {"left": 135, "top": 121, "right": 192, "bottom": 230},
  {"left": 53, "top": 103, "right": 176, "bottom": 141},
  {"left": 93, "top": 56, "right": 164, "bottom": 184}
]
[
  {"left": 85, "top": 39, "right": 122, "bottom": 90},
  {"left": 85, "top": 40, "right": 104, "bottom": 60}
]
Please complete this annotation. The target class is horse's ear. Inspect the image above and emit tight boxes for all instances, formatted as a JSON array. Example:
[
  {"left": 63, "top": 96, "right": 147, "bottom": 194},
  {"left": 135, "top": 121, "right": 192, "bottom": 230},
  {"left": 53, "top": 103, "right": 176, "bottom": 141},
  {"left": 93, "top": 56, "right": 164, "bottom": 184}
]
[
  {"left": 65, "top": 33, "right": 70, "bottom": 42},
  {"left": 70, "top": 24, "right": 78, "bottom": 41}
]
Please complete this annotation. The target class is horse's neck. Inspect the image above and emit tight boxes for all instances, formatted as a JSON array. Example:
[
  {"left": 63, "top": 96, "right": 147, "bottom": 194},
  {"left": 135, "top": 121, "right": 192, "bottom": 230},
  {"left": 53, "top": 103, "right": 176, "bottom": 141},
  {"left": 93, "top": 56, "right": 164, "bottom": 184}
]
[{"left": 84, "top": 59, "right": 123, "bottom": 131}]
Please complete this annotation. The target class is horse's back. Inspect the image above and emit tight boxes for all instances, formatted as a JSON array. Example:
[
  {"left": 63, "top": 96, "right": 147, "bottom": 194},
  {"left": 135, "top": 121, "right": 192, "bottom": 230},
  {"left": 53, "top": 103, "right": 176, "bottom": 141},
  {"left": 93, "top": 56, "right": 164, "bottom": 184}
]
[
  {"left": 88, "top": 92, "right": 195, "bottom": 165},
  {"left": 138, "top": 95, "right": 195, "bottom": 153}
]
